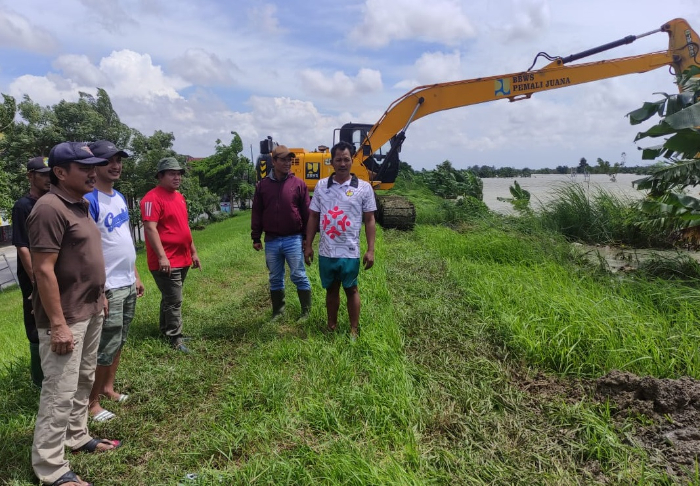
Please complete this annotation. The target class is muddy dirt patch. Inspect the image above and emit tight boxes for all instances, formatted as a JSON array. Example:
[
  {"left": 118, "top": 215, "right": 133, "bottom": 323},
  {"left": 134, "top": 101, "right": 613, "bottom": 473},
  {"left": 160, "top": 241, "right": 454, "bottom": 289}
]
[
  {"left": 596, "top": 370, "right": 700, "bottom": 477},
  {"left": 518, "top": 369, "right": 700, "bottom": 481}
]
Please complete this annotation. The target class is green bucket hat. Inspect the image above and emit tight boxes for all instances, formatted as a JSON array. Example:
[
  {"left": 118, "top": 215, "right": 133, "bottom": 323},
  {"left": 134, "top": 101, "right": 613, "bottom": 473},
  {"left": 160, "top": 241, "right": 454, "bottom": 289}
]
[{"left": 156, "top": 157, "right": 185, "bottom": 176}]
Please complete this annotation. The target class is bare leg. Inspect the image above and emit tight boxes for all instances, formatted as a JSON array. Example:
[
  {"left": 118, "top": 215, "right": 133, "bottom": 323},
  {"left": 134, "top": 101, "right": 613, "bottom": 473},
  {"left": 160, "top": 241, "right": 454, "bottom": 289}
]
[
  {"left": 326, "top": 281, "right": 341, "bottom": 331},
  {"left": 101, "top": 348, "right": 122, "bottom": 401},
  {"left": 345, "top": 286, "right": 360, "bottom": 337},
  {"left": 88, "top": 365, "right": 111, "bottom": 417},
  {"left": 88, "top": 348, "right": 122, "bottom": 416}
]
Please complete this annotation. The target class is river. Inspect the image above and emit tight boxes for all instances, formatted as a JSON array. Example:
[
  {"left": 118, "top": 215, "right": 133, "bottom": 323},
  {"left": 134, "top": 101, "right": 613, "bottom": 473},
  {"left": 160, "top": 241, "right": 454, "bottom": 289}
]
[{"left": 482, "top": 173, "right": 646, "bottom": 214}]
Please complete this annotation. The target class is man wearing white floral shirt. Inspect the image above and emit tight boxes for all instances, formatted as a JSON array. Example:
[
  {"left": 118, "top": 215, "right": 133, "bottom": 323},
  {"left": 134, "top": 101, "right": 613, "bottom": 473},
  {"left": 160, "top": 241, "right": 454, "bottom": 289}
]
[{"left": 304, "top": 141, "right": 376, "bottom": 339}]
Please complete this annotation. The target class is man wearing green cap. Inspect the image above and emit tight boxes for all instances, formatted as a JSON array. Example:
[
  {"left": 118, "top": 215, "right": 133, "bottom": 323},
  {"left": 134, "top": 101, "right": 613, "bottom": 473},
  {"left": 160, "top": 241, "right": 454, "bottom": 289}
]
[{"left": 140, "top": 157, "right": 201, "bottom": 353}]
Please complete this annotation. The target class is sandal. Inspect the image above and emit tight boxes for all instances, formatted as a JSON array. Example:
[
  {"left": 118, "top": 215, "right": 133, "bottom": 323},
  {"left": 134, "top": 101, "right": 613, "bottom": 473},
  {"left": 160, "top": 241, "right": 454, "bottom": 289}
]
[
  {"left": 72, "top": 438, "right": 121, "bottom": 454},
  {"left": 49, "top": 470, "right": 92, "bottom": 486},
  {"left": 91, "top": 409, "right": 116, "bottom": 422}
]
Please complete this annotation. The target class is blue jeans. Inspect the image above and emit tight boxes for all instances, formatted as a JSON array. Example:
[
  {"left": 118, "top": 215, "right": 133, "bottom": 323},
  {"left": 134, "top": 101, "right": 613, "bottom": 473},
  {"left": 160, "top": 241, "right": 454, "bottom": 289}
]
[{"left": 265, "top": 235, "right": 310, "bottom": 291}]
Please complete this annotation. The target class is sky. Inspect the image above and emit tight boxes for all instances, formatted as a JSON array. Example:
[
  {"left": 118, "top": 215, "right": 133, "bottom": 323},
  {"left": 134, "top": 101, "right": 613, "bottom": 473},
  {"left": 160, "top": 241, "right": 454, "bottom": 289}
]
[{"left": 0, "top": 0, "right": 699, "bottom": 170}]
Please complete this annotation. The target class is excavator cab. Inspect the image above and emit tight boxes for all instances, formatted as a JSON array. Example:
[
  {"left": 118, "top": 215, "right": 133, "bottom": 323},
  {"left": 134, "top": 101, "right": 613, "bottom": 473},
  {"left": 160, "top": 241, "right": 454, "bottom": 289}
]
[
  {"left": 334, "top": 123, "right": 404, "bottom": 185},
  {"left": 255, "top": 136, "right": 276, "bottom": 182}
]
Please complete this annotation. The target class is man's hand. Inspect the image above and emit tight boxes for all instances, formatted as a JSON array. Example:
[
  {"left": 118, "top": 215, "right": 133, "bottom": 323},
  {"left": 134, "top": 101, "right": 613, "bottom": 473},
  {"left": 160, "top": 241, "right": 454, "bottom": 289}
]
[
  {"left": 253, "top": 242, "right": 263, "bottom": 251},
  {"left": 304, "top": 245, "right": 314, "bottom": 266},
  {"left": 192, "top": 254, "right": 202, "bottom": 271},
  {"left": 158, "top": 256, "right": 171, "bottom": 275},
  {"left": 135, "top": 278, "right": 145, "bottom": 297},
  {"left": 103, "top": 295, "right": 109, "bottom": 318},
  {"left": 51, "top": 324, "right": 75, "bottom": 355},
  {"left": 363, "top": 250, "right": 375, "bottom": 270}
]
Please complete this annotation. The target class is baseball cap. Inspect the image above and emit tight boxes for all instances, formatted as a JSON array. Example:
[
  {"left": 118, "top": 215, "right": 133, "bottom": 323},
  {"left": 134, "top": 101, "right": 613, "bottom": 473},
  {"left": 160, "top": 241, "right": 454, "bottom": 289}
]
[
  {"left": 156, "top": 157, "right": 185, "bottom": 176},
  {"left": 48, "top": 142, "right": 109, "bottom": 167},
  {"left": 89, "top": 140, "right": 130, "bottom": 160},
  {"left": 27, "top": 156, "right": 50, "bottom": 173},
  {"left": 272, "top": 145, "right": 294, "bottom": 159}
]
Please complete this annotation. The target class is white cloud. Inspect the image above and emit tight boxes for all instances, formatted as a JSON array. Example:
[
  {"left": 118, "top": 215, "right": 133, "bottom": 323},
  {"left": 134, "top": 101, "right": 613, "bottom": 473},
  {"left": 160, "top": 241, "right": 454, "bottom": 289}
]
[
  {"left": 97, "top": 50, "right": 187, "bottom": 100},
  {"left": 8, "top": 75, "right": 81, "bottom": 106},
  {"left": 77, "top": 0, "right": 137, "bottom": 33},
  {"left": 247, "top": 3, "right": 281, "bottom": 35},
  {"left": 502, "top": 0, "right": 551, "bottom": 42},
  {"left": 52, "top": 54, "right": 108, "bottom": 87},
  {"left": 300, "top": 68, "right": 382, "bottom": 98},
  {"left": 169, "top": 49, "right": 240, "bottom": 86},
  {"left": 349, "top": 0, "right": 476, "bottom": 48},
  {"left": 0, "top": 7, "right": 57, "bottom": 54},
  {"left": 414, "top": 50, "right": 463, "bottom": 85}
]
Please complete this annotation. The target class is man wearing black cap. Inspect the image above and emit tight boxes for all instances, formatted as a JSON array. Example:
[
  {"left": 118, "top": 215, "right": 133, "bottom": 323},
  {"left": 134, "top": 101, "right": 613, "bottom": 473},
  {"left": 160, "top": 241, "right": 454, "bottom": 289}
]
[
  {"left": 27, "top": 142, "right": 121, "bottom": 486},
  {"left": 11, "top": 156, "right": 51, "bottom": 388},
  {"left": 85, "top": 140, "right": 144, "bottom": 423}
]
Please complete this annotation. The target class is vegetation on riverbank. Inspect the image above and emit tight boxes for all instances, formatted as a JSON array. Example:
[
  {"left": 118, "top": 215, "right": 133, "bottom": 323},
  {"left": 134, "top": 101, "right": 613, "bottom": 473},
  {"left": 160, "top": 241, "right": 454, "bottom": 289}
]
[{"left": 2, "top": 199, "right": 700, "bottom": 483}]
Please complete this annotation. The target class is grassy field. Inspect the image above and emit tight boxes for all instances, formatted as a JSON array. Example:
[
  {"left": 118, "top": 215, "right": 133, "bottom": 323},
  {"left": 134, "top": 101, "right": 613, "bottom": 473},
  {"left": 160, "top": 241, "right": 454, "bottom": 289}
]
[{"left": 1, "top": 210, "right": 700, "bottom": 484}]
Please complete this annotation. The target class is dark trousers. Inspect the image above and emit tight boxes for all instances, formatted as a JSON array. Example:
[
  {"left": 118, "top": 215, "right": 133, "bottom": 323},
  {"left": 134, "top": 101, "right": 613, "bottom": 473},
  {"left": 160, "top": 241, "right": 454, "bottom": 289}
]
[
  {"left": 150, "top": 267, "right": 189, "bottom": 341},
  {"left": 18, "top": 271, "right": 38, "bottom": 343}
]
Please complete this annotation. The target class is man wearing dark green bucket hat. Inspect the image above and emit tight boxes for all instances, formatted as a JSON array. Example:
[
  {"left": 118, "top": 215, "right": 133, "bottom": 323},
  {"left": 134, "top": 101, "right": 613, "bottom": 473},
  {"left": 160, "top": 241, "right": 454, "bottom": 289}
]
[{"left": 140, "top": 157, "right": 201, "bottom": 353}]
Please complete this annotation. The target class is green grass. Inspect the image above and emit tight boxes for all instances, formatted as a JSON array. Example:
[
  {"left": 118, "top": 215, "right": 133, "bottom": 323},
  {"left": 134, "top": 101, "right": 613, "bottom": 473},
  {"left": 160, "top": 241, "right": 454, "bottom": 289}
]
[
  {"left": 536, "top": 183, "right": 668, "bottom": 247},
  {"left": 1, "top": 210, "right": 697, "bottom": 484}
]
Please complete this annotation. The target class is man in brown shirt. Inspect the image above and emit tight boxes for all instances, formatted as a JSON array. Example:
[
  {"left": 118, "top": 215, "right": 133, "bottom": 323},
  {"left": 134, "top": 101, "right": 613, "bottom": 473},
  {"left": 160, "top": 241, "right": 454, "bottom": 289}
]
[{"left": 27, "top": 142, "right": 121, "bottom": 486}]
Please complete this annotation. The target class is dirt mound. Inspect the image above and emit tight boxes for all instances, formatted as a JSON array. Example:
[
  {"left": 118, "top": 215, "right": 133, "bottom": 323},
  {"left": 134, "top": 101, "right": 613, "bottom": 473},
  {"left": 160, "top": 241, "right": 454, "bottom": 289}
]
[{"left": 596, "top": 370, "right": 700, "bottom": 475}]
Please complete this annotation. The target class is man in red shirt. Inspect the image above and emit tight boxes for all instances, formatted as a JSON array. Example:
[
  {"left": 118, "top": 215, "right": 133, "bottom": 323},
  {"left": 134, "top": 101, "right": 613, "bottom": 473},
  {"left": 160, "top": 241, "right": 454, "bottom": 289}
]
[{"left": 140, "top": 157, "right": 201, "bottom": 353}]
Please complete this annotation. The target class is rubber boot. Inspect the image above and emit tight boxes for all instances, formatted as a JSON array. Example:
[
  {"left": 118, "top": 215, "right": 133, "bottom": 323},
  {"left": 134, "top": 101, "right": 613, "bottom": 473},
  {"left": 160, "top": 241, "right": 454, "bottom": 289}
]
[
  {"left": 29, "top": 342, "right": 43, "bottom": 388},
  {"left": 297, "top": 289, "right": 312, "bottom": 322},
  {"left": 270, "top": 289, "right": 286, "bottom": 321}
]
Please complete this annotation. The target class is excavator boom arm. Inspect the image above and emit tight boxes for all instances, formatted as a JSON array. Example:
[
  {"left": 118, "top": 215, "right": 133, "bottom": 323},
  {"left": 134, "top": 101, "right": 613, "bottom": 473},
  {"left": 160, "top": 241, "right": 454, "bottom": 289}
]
[{"left": 359, "top": 18, "right": 700, "bottom": 178}]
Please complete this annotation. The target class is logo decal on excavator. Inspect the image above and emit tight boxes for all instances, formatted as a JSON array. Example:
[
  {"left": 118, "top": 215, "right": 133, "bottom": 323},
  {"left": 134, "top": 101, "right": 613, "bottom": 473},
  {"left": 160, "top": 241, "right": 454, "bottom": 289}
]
[
  {"left": 306, "top": 162, "right": 320, "bottom": 180},
  {"left": 687, "top": 30, "right": 697, "bottom": 59},
  {"left": 495, "top": 78, "right": 511, "bottom": 96}
]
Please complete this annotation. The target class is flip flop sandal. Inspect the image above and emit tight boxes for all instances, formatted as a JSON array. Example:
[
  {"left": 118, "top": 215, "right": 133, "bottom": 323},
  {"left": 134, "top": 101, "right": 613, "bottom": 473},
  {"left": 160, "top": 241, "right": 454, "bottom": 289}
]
[
  {"left": 116, "top": 394, "right": 129, "bottom": 403},
  {"left": 72, "top": 438, "right": 122, "bottom": 454},
  {"left": 92, "top": 410, "right": 116, "bottom": 422},
  {"left": 49, "top": 470, "right": 92, "bottom": 486}
]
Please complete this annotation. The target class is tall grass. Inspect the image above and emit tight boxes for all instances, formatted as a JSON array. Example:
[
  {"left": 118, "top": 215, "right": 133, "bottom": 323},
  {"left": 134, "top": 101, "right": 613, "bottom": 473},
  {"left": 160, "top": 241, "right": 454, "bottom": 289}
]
[
  {"left": 418, "top": 223, "right": 700, "bottom": 378},
  {"left": 1, "top": 211, "right": 697, "bottom": 483},
  {"left": 537, "top": 184, "right": 667, "bottom": 247}
]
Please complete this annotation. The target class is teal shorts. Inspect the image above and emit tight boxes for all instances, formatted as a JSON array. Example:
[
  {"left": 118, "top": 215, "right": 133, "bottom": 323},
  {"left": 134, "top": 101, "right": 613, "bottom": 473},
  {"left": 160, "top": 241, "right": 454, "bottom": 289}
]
[{"left": 319, "top": 256, "right": 360, "bottom": 289}]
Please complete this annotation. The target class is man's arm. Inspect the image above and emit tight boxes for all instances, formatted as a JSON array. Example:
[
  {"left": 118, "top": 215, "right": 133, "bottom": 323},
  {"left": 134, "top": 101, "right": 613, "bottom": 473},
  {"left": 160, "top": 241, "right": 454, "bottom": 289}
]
[
  {"left": 304, "top": 210, "right": 320, "bottom": 265},
  {"left": 134, "top": 266, "right": 145, "bottom": 297},
  {"left": 17, "top": 247, "right": 33, "bottom": 282},
  {"left": 144, "top": 221, "right": 170, "bottom": 275},
  {"left": 12, "top": 202, "right": 33, "bottom": 279},
  {"left": 362, "top": 211, "right": 376, "bottom": 270},
  {"left": 191, "top": 241, "right": 201, "bottom": 270},
  {"left": 251, "top": 184, "right": 263, "bottom": 250},
  {"left": 299, "top": 182, "right": 310, "bottom": 244},
  {"left": 32, "top": 251, "right": 75, "bottom": 355}
]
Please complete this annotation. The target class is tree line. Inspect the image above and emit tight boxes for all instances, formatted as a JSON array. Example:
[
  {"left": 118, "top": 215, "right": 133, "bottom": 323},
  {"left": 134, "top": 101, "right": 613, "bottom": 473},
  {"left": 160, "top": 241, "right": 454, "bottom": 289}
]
[{"left": 0, "top": 89, "right": 255, "bottom": 236}]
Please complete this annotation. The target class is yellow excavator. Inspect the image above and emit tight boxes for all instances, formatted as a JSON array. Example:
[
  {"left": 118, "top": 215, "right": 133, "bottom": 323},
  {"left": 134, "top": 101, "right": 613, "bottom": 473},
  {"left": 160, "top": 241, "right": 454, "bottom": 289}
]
[{"left": 257, "top": 18, "right": 700, "bottom": 229}]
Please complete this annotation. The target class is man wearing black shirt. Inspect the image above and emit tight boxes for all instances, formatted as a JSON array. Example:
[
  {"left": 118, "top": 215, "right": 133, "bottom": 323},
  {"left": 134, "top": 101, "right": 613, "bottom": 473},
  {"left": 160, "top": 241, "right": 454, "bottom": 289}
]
[{"left": 12, "top": 156, "right": 51, "bottom": 387}]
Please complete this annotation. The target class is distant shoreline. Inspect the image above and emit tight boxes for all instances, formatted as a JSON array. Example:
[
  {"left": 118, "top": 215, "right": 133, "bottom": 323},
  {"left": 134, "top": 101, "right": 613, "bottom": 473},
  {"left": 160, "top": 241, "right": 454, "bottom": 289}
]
[{"left": 482, "top": 173, "right": 649, "bottom": 214}]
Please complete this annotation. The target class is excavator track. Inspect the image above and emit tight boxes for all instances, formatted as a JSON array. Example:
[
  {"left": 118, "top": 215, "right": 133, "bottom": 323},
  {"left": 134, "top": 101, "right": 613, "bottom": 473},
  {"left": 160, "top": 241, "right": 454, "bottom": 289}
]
[{"left": 375, "top": 195, "right": 416, "bottom": 230}]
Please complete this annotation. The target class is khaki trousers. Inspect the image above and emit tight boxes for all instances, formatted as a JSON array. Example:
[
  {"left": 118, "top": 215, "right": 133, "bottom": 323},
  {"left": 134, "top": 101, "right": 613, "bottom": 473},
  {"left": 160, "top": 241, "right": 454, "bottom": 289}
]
[{"left": 32, "top": 313, "right": 103, "bottom": 484}]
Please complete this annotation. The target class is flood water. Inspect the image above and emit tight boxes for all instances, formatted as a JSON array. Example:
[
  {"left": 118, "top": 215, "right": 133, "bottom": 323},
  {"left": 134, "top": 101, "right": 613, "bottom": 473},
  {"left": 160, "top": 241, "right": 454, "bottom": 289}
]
[
  {"left": 481, "top": 173, "right": 700, "bottom": 271},
  {"left": 482, "top": 173, "right": 646, "bottom": 214}
]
